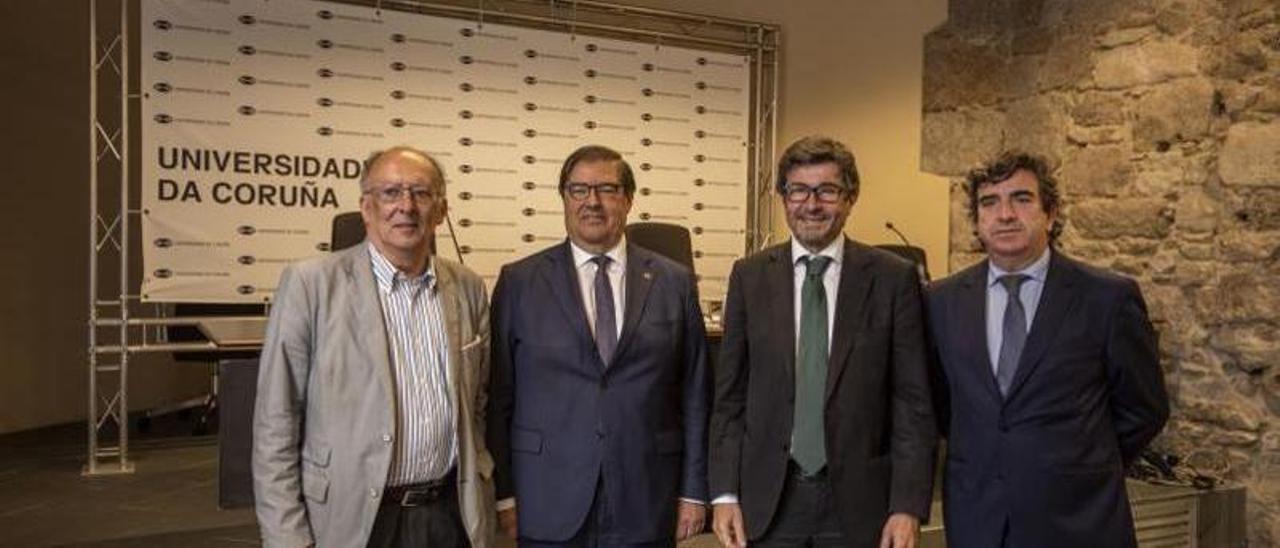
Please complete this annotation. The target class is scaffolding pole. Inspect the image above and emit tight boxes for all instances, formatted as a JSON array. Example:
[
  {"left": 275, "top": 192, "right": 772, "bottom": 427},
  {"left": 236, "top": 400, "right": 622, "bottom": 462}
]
[{"left": 86, "top": 0, "right": 134, "bottom": 476}]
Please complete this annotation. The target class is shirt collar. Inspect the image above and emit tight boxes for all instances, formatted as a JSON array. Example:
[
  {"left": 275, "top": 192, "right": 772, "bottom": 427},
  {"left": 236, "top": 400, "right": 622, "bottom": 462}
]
[
  {"left": 368, "top": 242, "right": 435, "bottom": 293},
  {"left": 570, "top": 236, "right": 628, "bottom": 270},
  {"left": 987, "top": 247, "right": 1051, "bottom": 288},
  {"left": 791, "top": 237, "right": 844, "bottom": 267}
]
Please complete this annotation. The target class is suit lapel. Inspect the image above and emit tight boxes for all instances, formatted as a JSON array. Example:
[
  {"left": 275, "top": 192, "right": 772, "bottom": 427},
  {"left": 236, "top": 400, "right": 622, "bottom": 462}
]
[
  {"left": 614, "top": 244, "right": 655, "bottom": 363},
  {"left": 342, "top": 247, "right": 397, "bottom": 416},
  {"left": 538, "top": 241, "right": 594, "bottom": 351},
  {"left": 767, "top": 245, "right": 796, "bottom": 386},
  {"left": 825, "top": 239, "right": 874, "bottom": 405},
  {"left": 433, "top": 259, "right": 464, "bottom": 415},
  {"left": 1005, "top": 250, "right": 1081, "bottom": 400},
  {"left": 958, "top": 262, "right": 1002, "bottom": 402}
]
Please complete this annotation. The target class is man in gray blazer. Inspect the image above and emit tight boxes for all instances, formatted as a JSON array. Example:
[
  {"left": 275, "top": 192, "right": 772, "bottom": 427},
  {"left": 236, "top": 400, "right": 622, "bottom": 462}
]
[{"left": 254, "top": 147, "right": 496, "bottom": 548}]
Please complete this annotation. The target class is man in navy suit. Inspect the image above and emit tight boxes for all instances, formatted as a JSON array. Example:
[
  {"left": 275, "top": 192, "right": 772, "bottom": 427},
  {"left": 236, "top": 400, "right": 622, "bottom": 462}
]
[
  {"left": 488, "top": 145, "right": 710, "bottom": 547},
  {"left": 927, "top": 151, "right": 1170, "bottom": 548}
]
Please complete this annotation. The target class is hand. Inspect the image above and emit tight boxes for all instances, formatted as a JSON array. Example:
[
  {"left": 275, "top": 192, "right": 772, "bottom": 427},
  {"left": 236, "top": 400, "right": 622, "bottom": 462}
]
[
  {"left": 676, "top": 500, "right": 707, "bottom": 541},
  {"left": 498, "top": 507, "right": 517, "bottom": 539},
  {"left": 712, "top": 503, "right": 747, "bottom": 548},
  {"left": 878, "top": 512, "right": 919, "bottom": 548}
]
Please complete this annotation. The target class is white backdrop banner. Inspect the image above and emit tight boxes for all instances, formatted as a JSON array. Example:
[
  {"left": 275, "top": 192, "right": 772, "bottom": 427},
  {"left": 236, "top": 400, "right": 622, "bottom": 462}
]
[{"left": 141, "top": 0, "right": 750, "bottom": 302}]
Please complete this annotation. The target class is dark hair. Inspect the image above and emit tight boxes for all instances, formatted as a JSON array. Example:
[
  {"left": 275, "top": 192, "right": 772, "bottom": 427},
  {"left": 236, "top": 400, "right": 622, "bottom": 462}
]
[
  {"left": 360, "top": 146, "right": 447, "bottom": 194},
  {"left": 965, "top": 151, "right": 1063, "bottom": 242},
  {"left": 775, "top": 136, "right": 860, "bottom": 199},
  {"left": 557, "top": 145, "right": 636, "bottom": 197}
]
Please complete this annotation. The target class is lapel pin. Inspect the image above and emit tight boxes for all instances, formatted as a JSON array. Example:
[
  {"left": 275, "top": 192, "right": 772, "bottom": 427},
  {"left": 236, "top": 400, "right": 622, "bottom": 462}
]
[{"left": 643, "top": 271, "right": 652, "bottom": 281}]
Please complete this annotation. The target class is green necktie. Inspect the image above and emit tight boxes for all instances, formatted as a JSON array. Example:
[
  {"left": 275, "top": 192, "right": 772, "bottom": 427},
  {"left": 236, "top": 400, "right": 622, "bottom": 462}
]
[{"left": 793, "top": 255, "right": 832, "bottom": 476}]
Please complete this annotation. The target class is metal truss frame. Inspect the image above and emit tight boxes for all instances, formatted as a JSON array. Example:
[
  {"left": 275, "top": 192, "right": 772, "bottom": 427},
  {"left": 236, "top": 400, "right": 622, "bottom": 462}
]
[
  {"left": 87, "top": 0, "right": 134, "bottom": 476},
  {"left": 85, "top": 0, "right": 778, "bottom": 475}
]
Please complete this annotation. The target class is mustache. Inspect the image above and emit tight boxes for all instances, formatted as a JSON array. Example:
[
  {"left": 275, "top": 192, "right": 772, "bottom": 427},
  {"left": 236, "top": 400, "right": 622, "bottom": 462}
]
[{"left": 576, "top": 204, "right": 606, "bottom": 217}]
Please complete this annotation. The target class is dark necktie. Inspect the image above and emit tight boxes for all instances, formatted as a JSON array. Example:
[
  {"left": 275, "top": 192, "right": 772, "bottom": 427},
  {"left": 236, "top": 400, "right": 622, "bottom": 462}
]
[
  {"left": 591, "top": 255, "right": 618, "bottom": 366},
  {"left": 793, "top": 255, "right": 832, "bottom": 475},
  {"left": 996, "top": 274, "right": 1030, "bottom": 397}
]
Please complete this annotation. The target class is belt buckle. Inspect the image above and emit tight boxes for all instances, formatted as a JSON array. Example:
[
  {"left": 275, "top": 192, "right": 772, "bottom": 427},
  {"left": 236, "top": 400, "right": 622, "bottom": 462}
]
[
  {"left": 399, "top": 488, "right": 421, "bottom": 507},
  {"left": 399, "top": 484, "right": 442, "bottom": 507}
]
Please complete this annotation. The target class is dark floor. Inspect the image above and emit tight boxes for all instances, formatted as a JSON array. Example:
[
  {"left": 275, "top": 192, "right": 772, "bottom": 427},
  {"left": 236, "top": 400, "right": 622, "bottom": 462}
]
[
  {"left": 0, "top": 416, "right": 258, "bottom": 547},
  {"left": 0, "top": 412, "right": 957, "bottom": 548},
  {"left": 0, "top": 415, "right": 723, "bottom": 548}
]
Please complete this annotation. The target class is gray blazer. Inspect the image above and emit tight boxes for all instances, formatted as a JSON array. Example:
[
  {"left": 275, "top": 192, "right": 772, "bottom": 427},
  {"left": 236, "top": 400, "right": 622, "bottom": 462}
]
[{"left": 253, "top": 244, "right": 496, "bottom": 548}]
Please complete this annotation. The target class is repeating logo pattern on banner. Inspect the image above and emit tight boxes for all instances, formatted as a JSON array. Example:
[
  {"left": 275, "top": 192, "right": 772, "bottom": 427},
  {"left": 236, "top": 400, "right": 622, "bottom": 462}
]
[{"left": 142, "top": 0, "right": 750, "bottom": 302}]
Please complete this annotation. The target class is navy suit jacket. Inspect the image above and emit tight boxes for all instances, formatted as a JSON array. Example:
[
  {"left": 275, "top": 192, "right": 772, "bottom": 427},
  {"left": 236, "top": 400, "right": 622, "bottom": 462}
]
[
  {"left": 487, "top": 241, "right": 710, "bottom": 543},
  {"left": 927, "top": 250, "right": 1169, "bottom": 548}
]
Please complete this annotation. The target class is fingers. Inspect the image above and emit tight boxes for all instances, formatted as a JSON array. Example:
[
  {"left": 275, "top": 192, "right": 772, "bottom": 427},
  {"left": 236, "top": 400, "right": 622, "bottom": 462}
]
[
  {"left": 498, "top": 508, "right": 518, "bottom": 539},
  {"left": 676, "top": 502, "right": 706, "bottom": 541},
  {"left": 878, "top": 515, "right": 917, "bottom": 548},
  {"left": 731, "top": 512, "right": 746, "bottom": 548},
  {"left": 712, "top": 504, "right": 746, "bottom": 548}
]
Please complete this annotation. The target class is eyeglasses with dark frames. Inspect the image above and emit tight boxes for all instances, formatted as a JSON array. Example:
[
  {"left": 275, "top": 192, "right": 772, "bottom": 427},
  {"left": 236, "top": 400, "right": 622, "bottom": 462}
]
[
  {"left": 564, "top": 182, "right": 625, "bottom": 200},
  {"left": 783, "top": 183, "right": 847, "bottom": 204}
]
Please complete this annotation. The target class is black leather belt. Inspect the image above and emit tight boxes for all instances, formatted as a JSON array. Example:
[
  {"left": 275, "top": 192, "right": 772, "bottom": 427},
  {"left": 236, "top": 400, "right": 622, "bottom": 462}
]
[{"left": 384, "top": 469, "right": 456, "bottom": 507}]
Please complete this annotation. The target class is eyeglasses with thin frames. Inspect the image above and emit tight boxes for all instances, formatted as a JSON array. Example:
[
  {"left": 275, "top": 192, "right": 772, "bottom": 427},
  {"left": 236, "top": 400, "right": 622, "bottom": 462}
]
[{"left": 364, "top": 184, "right": 439, "bottom": 205}]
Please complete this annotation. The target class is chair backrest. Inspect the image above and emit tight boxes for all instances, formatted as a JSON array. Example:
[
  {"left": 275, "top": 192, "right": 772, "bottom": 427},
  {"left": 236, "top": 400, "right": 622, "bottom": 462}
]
[
  {"left": 874, "top": 244, "right": 931, "bottom": 282},
  {"left": 625, "top": 222, "right": 695, "bottom": 275},
  {"left": 331, "top": 211, "right": 366, "bottom": 252}
]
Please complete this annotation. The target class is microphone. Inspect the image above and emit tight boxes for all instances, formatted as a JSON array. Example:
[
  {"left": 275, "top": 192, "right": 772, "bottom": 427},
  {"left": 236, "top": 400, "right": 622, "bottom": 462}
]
[
  {"left": 883, "top": 221, "right": 929, "bottom": 283},
  {"left": 885, "top": 221, "right": 912, "bottom": 247}
]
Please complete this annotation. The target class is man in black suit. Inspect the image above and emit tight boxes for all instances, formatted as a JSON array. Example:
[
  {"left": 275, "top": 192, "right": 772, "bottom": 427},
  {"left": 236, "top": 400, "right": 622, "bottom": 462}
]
[
  {"left": 488, "top": 145, "right": 709, "bottom": 547},
  {"left": 710, "top": 136, "right": 936, "bottom": 548},
  {"left": 927, "top": 151, "right": 1169, "bottom": 548}
]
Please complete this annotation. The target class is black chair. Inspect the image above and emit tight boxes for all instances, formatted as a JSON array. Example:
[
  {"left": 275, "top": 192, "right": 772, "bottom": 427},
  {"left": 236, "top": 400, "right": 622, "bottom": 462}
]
[
  {"left": 331, "top": 211, "right": 366, "bottom": 252},
  {"left": 875, "top": 244, "right": 931, "bottom": 283},
  {"left": 625, "top": 222, "right": 696, "bottom": 274}
]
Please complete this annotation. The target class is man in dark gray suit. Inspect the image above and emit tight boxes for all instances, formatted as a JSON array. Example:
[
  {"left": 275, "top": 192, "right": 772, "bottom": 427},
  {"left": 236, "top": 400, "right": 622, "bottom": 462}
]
[
  {"left": 710, "top": 136, "right": 936, "bottom": 548},
  {"left": 254, "top": 147, "right": 496, "bottom": 548}
]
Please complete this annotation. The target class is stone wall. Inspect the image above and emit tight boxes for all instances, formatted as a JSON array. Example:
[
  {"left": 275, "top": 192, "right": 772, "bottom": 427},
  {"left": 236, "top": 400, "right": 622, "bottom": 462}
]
[{"left": 921, "top": 0, "right": 1280, "bottom": 543}]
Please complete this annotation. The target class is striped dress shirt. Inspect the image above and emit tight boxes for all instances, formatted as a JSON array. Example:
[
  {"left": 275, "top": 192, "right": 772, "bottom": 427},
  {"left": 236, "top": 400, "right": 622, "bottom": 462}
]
[{"left": 368, "top": 244, "right": 456, "bottom": 486}]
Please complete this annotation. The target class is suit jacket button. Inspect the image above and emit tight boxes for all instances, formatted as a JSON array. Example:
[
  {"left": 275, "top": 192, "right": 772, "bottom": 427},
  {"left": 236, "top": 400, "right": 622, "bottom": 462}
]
[
  {"left": 382, "top": 433, "right": 393, "bottom": 443},
  {"left": 370, "top": 488, "right": 379, "bottom": 499}
]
